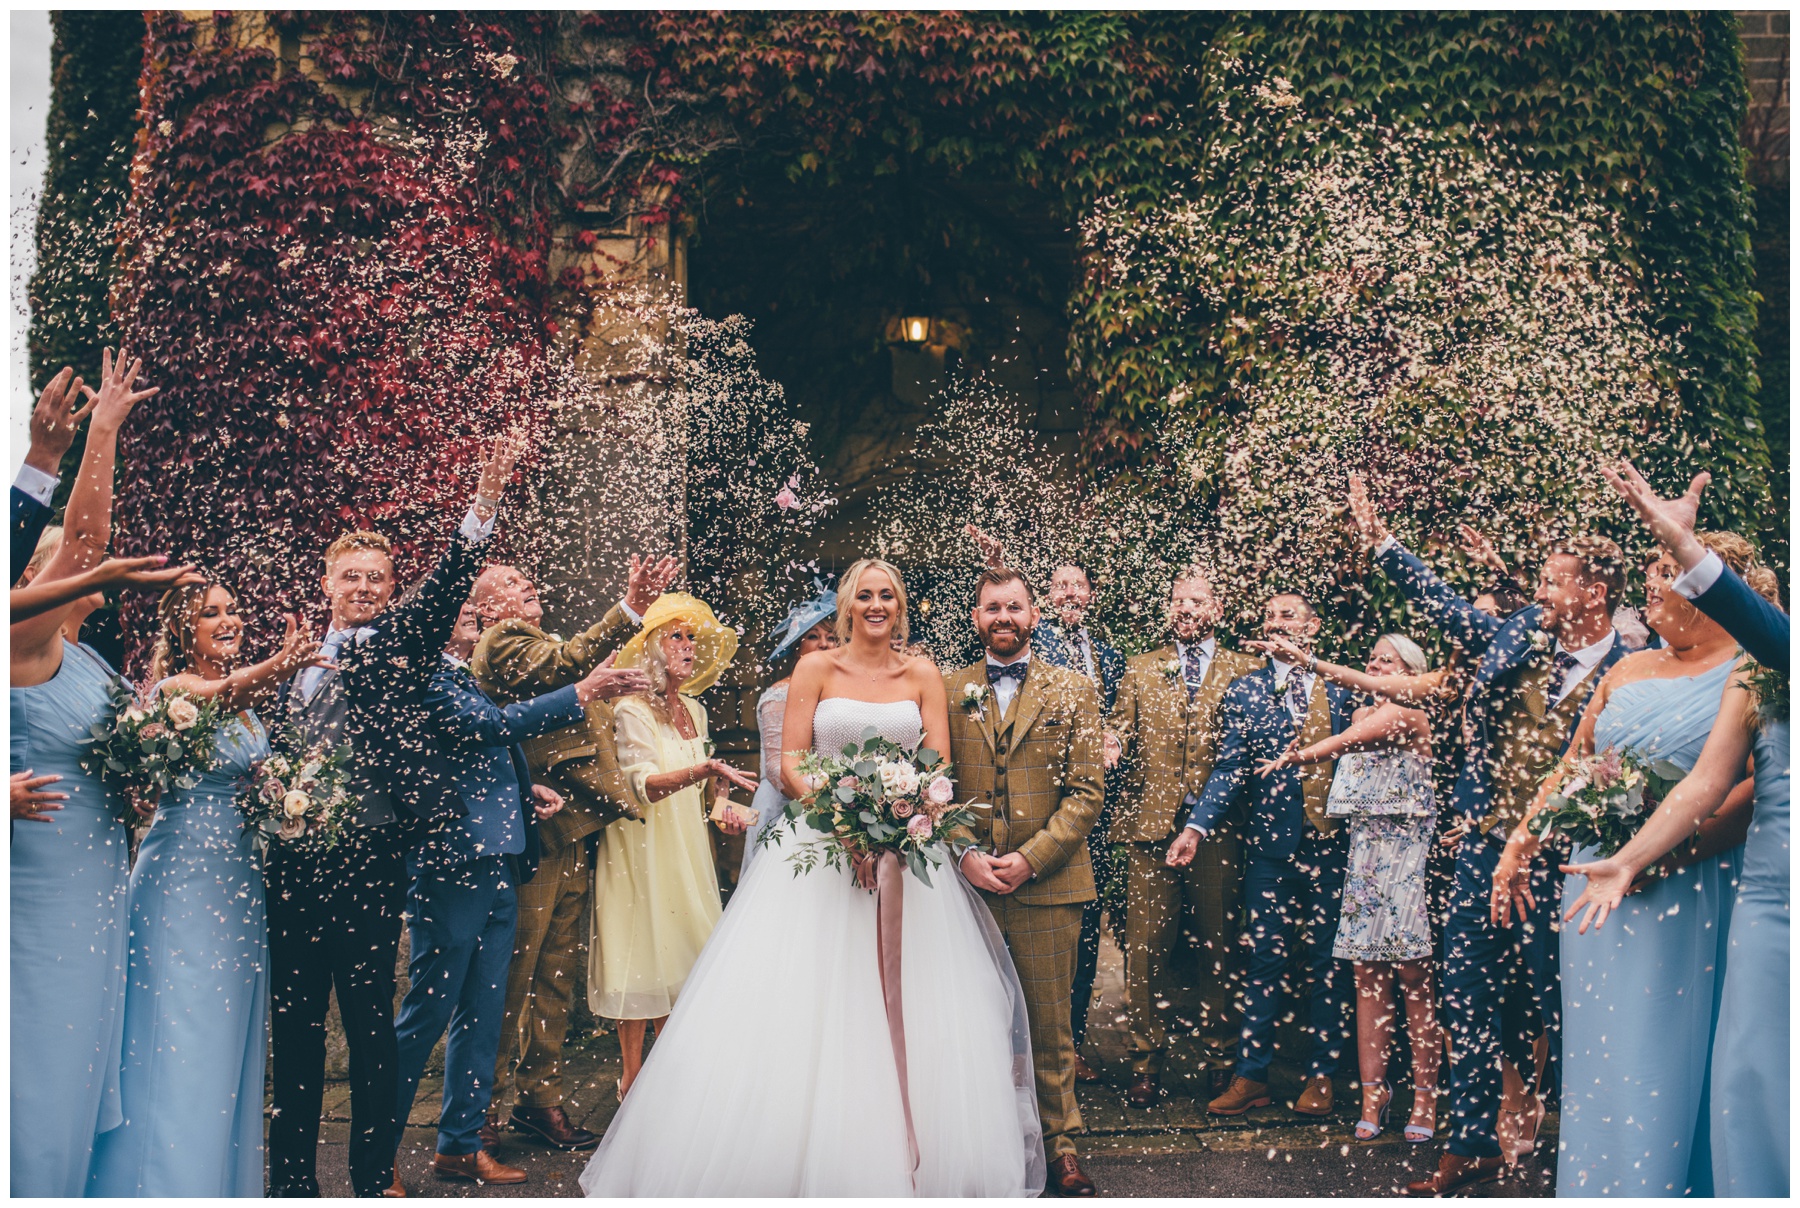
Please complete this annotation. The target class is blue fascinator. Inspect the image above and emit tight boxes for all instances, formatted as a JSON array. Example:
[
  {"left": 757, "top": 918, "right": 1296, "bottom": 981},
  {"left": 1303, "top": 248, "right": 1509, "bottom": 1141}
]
[{"left": 768, "top": 577, "right": 838, "bottom": 665}]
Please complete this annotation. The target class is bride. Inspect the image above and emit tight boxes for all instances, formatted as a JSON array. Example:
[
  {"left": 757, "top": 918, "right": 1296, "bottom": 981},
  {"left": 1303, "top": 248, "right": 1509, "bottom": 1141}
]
[{"left": 581, "top": 557, "right": 1044, "bottom": 1197}]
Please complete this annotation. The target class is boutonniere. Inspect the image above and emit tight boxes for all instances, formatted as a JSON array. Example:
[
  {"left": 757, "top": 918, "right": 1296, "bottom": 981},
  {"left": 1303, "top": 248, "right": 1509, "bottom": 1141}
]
[
  {"left": 1527, "top": 630, "right": 1551, "bottom": 654},
  {"left": 1160, "top": 658, "right": 1184, "bottom": 682},
  {"left": 958, "top": 681, "right": 989, "bottom": 721}
]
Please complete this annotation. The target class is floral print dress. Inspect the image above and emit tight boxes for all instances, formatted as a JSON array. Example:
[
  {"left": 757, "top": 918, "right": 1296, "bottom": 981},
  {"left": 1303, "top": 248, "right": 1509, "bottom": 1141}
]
[{"left": 1328, "top": 749, "right": 1437, "bottom": 962}]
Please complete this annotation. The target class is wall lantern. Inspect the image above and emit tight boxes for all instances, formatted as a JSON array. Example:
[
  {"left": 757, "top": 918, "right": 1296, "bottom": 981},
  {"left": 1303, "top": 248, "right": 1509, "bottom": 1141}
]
[{"left": 900, "top": 315, "right": 931, "bottom": 344}]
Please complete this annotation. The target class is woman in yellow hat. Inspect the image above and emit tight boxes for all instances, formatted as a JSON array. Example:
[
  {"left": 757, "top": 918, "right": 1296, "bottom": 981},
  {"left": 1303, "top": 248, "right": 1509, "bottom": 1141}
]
[{"left": 589, "top": 593, "right": 758, "bottom": 1099}]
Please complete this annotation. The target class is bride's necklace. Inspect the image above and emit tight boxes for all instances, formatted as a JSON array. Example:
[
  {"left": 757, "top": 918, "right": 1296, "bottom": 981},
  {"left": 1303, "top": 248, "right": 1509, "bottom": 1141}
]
[{"left": 843, "top": 653, "right": 889, "bottom": 682}]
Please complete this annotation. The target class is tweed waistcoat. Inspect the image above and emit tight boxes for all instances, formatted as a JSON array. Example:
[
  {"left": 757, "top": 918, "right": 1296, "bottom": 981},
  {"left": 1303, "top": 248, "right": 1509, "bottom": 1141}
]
[
  {"left": 1296, "top": 678, "right": 1338, "bottom": 836},
  {"left": 1481, "top": 659, "right": 1587, "bottom": 836}
]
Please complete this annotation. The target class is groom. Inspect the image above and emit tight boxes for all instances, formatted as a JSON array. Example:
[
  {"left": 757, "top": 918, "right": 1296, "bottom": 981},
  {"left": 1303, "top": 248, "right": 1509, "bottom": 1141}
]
[{"left": 945, "top": 568, "right": 1106, "bottom": 1197}]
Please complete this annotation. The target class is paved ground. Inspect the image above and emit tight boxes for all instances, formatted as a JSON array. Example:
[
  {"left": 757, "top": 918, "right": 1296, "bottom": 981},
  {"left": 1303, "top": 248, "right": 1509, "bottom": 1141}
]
[{"left": 295, "top": 931, "right": 1556, "bottom": 1197}]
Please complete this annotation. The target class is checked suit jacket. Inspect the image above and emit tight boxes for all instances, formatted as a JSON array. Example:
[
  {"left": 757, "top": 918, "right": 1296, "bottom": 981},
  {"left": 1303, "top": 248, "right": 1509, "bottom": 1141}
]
[
  {"left": 472, "top": 605, "right": 639, "bottom": 847},
  {"left": 943, "top": 658, "right": 1107, "bottom": 906},
  {"left": 1108, "top": 642, "right": 1265, "bottom": 843}
]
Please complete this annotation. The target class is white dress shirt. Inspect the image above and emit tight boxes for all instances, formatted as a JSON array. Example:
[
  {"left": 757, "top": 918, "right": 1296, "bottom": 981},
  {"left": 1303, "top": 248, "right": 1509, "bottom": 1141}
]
[
  {"left": 1670, "top": 549, "right": 1724, "bottom": 601},
  {"left": 1175, "top": 635, "right": 1217, "bottom": 693},
  {"left": 14, "top": 463, "right": 57, "bottom": 507},
  {"left": 1549, "top": 630, "right": 1616, "bottom": 706},
  {"left": 986, "top": 650, "right": 1031, "bottom": 717}
]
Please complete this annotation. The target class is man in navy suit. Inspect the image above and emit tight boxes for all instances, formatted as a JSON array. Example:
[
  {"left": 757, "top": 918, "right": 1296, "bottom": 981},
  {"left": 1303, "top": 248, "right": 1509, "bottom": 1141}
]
[
  {"left": 1030, "top": 562, "right": 1129, "bottom": 1079},
  {"left": 390, "top": 601, "right": 644, "bottom": 1188},
  {"left": 1169, "top": 593, "right": 1355, "bottom": 1119},
  {"left": 12, "top": 366, "right": 91, "bottom": 581},
  {"left": 1345, "top": 477, "right": 1630, "bottom": 1196},
  {"left": 1605, "top": 461, "right": 1787, "bottom": 671}
]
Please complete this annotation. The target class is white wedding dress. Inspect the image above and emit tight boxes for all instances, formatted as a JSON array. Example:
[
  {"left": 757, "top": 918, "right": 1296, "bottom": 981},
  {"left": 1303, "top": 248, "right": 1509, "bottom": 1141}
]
[{"left": 580, "top": 698, "right": 1045, "bottom": 1197}]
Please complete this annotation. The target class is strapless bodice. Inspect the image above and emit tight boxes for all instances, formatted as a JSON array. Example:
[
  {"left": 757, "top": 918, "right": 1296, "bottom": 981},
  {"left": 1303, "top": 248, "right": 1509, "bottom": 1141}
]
[{"left": 811, "top": 698, "right": 923, "bottom": 759}]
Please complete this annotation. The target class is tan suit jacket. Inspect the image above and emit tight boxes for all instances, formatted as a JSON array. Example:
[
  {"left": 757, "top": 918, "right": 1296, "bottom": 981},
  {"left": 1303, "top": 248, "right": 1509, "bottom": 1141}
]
[
  {"left": 473, "top": 606, "right": 637, "bottom": 846},
  {"left": 943, "top": 659, "right": 1106, "bottom": 907},
  {"left": 1108, "top": 642, "right": 1264, "bottom": 842}
]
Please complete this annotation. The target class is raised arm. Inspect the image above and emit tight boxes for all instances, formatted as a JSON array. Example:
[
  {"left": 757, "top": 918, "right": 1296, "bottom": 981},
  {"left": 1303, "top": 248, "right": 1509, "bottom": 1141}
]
[
  {"left": 1263, "top": 700, "right": 1427, "bottom": 776},
  {"left": 426, "top": 668, "right": 584, "bottom": 749},
  {"left": 1348, "top": 474, "right": 1504, "bottom": 654},
  {"left": 9, "top": 556, "right": 201, "bottom": 624},
  {"left": 1245, "top": 637, "right": 1450, "bottom": 705},
  {"left": 160, "top": 615, "right": 327, "bottom": 713},
  {"left": 1561, "top": 667, "right": 1759, "bottom": 934}
]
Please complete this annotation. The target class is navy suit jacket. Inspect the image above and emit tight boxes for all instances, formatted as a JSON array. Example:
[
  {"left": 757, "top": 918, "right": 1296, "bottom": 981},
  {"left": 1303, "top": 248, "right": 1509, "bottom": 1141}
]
[
  {"left": 11, "top": 485, "right": 52, "bottom": 582},
  {"left": 420, "top": 659, "right": 586, "bottom": 883},
  {"left": 336, "top": 522, "right": 489, "bottom": 823},
  {"left": 1378, "top": 541, "right": 1629, "bottom": 827},
  {"left": 1183, "top": 666, "right": 1354, "bottom": 861},
  {"left": 1690, "top": 560, "right": 1788, "bottom": 675},
  {"left": 1034, "top": 622, "right": 1126, "bottom": 712}
]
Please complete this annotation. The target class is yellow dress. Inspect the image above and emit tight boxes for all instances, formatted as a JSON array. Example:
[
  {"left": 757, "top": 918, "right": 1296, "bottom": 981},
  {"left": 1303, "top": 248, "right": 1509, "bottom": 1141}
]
[{"left": 588, "top": 694, "right": 723, "bottom": 1020}]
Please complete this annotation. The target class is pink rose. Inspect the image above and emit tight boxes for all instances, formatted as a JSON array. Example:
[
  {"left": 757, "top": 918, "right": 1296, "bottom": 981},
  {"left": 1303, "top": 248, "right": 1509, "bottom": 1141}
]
[
  {"left": 1592, "top": 749, "right": 1623, "bottom": 789},
  {"left": 278, "top": 816, "right": 306, "bottom": 841},
  {"left": 906, "top": 813, "right": 934, "bottom": 840},
  {"left": 890, "top": 798, "right": 916, "bottom": 819},
  {"left": 838, "top": 775, "right": 860, "bottom": 792},
  {"left": 139, "top": 722, "right": 169, "bottom": 743},
  {"left": 924, "top": 776, "right": 954, "bottom": 806}
]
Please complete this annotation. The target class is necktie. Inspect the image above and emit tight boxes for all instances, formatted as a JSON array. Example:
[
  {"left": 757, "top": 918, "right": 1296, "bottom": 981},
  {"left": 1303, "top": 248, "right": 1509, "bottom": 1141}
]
[
  {"left": 1078, "top": 630, "right": 1097, "bottom": 684},
  {"left": 1182, "top": 644, "right": 1206, "bottom": 701},
  {"left": 301, "top": 630, "right": 351, "bottom": 704},
  {"left": 1285, "top": 669, "right": 1309, "bottom": 721},
  {"left": 987, "top": 661, "right": 1027, "bottom": 685},
  {"left": 1546, "top": 650, "right": 1582, "bottom": 702}
]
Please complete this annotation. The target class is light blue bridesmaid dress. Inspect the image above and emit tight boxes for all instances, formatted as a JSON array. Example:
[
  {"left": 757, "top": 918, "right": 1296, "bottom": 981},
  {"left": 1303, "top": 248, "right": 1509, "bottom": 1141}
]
[
  {"left": 88, "top": 690, "right": 271, "bottom": 1197},
  {"left": 1710, "top": 713, "right": 1789, "bottom": 1197},
  {"left": 9, "top": 641, "right": 131, "bottom": 1196},
  {"left": 1557, "top": 658, "right": 1740, "bottom": 1197}
]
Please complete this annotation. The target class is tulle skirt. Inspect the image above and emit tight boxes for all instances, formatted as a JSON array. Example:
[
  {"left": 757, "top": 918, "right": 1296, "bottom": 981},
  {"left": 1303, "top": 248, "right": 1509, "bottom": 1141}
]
[{"left": 580, "top": 831, "right": 1044, "bottom": 1197}]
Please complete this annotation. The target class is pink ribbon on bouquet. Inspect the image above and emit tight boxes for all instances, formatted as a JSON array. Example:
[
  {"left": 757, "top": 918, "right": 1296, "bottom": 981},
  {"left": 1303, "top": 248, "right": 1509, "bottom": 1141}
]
[{"left": 874, "top": 849, "right": 921, "bottom": 1185}]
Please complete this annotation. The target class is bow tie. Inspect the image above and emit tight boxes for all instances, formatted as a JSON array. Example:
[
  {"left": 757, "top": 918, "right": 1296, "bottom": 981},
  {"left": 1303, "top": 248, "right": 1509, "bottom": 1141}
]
[{"left": 987, "top": 661, "right": 1028, "bottom": 684}]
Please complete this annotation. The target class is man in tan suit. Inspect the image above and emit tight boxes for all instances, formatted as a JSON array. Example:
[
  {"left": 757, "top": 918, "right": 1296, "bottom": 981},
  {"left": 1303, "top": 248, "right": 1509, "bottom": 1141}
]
[
  {"left": 945, "top": 568, "right": 1105, "bottom": 1197},
  {"left": 1105, "top": 569, "right": 1262, "bottom": 1107},
  {"left": 470, "top": 556, "right": 675, "bottom": 1150}
]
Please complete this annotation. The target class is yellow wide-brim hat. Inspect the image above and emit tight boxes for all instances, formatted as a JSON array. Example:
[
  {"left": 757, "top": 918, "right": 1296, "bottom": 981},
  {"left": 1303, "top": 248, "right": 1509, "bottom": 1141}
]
[{"left": 616, "top": 592, "right": 738, "bottom": 696}]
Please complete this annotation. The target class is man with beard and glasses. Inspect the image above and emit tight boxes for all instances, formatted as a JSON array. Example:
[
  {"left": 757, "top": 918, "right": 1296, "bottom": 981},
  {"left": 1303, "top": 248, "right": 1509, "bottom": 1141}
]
[
  {"left": 1170, "top": 592, "right": 1354, "bottom": 1121},
  {"left": 944, "top": 568, "right": 1105, "bottom": 1196},
  {"left": 1106, "top": 569, "right": 1262, "bottom": 1107}
]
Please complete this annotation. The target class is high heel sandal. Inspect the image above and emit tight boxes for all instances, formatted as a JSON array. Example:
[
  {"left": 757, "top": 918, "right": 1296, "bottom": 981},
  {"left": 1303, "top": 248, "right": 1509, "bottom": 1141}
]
[
  {"left": 1404, "top": 1085, "right": 1438, "bottom": 1144},
  {"left": 1498, "top": 1093, "right": 1545, "bottom": 1164},
  {"left": 1354, "top": 1081, "right": 1393, "bottom": 1143}
]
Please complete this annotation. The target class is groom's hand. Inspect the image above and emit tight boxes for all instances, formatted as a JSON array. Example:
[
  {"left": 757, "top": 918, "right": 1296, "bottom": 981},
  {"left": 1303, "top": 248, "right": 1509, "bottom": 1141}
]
[
  {"left": 990, "top": 852, "right": 1032, "bottom": 893},
  {"left": 1165, "top": 828, "right": 1200, "bottom": 868},
  {"left": 959, "top": 849, "right": 1008, "bottom": 893}
]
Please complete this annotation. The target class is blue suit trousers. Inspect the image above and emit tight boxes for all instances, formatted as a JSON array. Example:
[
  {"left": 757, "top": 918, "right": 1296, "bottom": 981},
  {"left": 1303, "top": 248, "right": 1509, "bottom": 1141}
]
[
  {"left": 1441, "top": 832, "right": 1561, "bottom": 1159},
  {"left": 1236, "top": 828, "right": 1351, "bottom": 1083},
  {"left": 393, "top": 855, "right": 518, "bottom": 1156}
]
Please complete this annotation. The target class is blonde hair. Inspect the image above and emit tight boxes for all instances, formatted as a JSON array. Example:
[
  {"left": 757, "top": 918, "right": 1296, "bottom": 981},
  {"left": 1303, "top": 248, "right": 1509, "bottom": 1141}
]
[
  {"left": 324, "top": 529, "right": 393, "bottom": 571},
  {"left": 22, "top": 525, "right": 63, "bottom": 584},
  {"left": 1376, "top": 632, "right": 1430, "bottom": 675},
  {"left": 835, "top": 557, "right": 908, "bottom": 646},
  {"left": 149, "top": 580, "right": 231, "bottom": 683}
]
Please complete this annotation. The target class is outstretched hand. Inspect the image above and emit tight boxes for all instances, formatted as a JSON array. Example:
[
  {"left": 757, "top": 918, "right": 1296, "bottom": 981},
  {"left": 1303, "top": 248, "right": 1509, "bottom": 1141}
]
[
  {"left": 625, "top": 553, "right": 680, "bottom": 617},
  {"left": 1245, "top": 635, "right": 1308, "bottom": 665},
  {"left": 474, "top": 427, "right": 528, "bottom": 519},
  {"left": 1457, "top": 524, "right": 1508, "bottom": 577},
  {"left": 274, "top": 615, "right": 331, "bottom": 676},
  {"left": 82, "top": 347, "right": 159, "bottom": 434},
  {"left": 1560, "top": 855, "right": 1634, "bottom": 935},
  {"left": 1600, "top": 460, "right": 1710, "bottom": 572},
  {"left": 1346, "top": 474, "right": 1390, "bottom": 552},
  {"left": 24, "top": 366, "right": 92, "bottom": 474},
  {"left": 964, "top": 524, "right": 1007, "bottom": 570},
  {"left": 575, "top": 651, "right": 653, "bottom": 703}
]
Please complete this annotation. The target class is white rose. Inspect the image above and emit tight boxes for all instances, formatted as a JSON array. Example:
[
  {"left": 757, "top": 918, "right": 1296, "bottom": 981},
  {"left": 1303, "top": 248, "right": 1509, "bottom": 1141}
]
[
  {"left": 165, "top": 696, "right": 200, "bottom": 731},
  {"left": 282, "top": 790, "right": 313, "bottom": 819},
  {"left": 124, "top": 707, "right": 148, "bottom": 725}
]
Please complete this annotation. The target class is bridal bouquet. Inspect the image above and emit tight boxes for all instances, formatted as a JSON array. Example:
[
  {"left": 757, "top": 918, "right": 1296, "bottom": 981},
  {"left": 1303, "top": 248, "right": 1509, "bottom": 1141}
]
[
  {"left": 1530, "top": 746, "right": 1684, "bottom": 857},
  {"left": 81, "top": 678, "right": 225, "bottom": 824},
  {"left": 237, "top": 729, "right": 355, "bottom": 855},
  {"left": 762, "top": 727, "right": 979, "bottom": 886}
]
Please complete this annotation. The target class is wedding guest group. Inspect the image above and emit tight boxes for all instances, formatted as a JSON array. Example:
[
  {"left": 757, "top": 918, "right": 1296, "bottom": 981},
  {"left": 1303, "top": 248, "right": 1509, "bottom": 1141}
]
[{"left": 10, "top": 351, "right": 1789, "bottom": 1201}]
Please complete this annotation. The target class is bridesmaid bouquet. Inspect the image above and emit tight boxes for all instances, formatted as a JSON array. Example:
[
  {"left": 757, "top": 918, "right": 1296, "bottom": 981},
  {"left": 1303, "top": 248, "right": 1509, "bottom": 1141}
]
[
  {"left": 237, "top": 729, "right": 355, "bottom": 855},
  {"left": 1530, "top": 746, "right": 1684, "bottom": 857},
  {"left": 81, "top": 678, "right": 225, "bottom": 824},
  {"left": 762, "top": 727, "right": 979, "bottom": 886}
]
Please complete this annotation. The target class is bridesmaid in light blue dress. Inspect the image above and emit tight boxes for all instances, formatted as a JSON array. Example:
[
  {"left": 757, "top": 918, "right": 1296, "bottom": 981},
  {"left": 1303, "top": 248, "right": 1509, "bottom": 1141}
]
[
  {"left": 10, "top": 639, "right": 131, "bottom": 1197},
  {"left": 1710, "top": 707, "right": 1788, "bottom": 1197},
  {"left": 1554, "top": 656, "right": 1740, "bottom": 1196},
  {"left": 86, "top": 581, "right": 327, "bottom": 1197}
]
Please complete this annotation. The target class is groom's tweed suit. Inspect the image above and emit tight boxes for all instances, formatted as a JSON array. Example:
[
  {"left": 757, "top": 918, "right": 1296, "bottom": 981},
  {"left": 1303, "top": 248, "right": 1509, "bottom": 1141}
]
[
  {"left": 473, "top": 606, "right": 637, "bottom": 1113},
  {"left": 945, "top": 658, "right": 1105, "bottom": 1162}
]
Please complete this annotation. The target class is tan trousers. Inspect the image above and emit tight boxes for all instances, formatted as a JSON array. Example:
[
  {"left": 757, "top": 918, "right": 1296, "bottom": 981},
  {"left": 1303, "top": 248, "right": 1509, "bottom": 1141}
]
[
  {"left": 983, "top": 894, "right": 1086, "bottom": 1160},
  {"left": 493, "top": 838, "right": 590, "bottom": 1110},
  {"left": 1124, "top": 836, "right": 1243, "bottom": 1077}
]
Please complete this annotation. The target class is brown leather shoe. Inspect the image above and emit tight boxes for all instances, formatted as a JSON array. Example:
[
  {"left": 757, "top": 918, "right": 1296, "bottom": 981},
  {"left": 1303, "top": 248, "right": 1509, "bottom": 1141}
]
[
  {"left": 1293, "top": 1074, "right": 1334, "bottom": 1116},
  {"left": 1126, "top": 1072, "right": 1161, "bottom": 1108},
  {"left": 1047, "top": 1153, "right": 1096, "bottom": 1197},
  {"left": 1207, "top": 1075, "right": 1272, "bottom": 1116},
  {"left": 1072, "top": 1053, "right": 1102, "bottom": 1084},
  {"left": 510, "top": 1103, "right": 599, "bottom": 1151},
  {"left": 379, "top": 1169, "right": 407, "bottom": 1197},
  {"left": 478, "top": 1112, "right": 501, "bottom": 1150},
  {"left": 432, "top": 1151, "right": 527, "bottom": 1185},
  {"left": 1403, "top": 1152, "right": 1505, "bottom": 1197}
]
